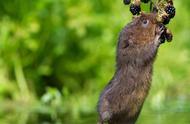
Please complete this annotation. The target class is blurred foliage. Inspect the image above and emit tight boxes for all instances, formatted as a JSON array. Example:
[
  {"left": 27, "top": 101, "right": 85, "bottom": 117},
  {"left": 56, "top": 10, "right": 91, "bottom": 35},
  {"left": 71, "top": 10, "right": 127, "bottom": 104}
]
[{"left": 0, "top": 0, "right": 190, "bottom": 124}]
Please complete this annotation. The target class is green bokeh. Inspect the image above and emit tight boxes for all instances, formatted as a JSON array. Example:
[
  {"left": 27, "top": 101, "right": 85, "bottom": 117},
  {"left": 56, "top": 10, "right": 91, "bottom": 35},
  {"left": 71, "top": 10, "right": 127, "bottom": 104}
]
[{"left": 0, "top": 0, "right": 189, "bottom": 124}]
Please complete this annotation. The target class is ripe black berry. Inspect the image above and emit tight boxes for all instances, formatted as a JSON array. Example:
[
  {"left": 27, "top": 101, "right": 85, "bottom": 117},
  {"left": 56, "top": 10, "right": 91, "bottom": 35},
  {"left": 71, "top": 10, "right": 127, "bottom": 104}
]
[
  {"left": 141, "top": 0, "right": 150, "bottom": 3},
  {"left": 162, "top": 15, "right": 170, "bottom": 25},
  {"left": 165, "top": 5, "right": 176, "bottom": 18},
  {"left": 123, "top": 0, "right": 131, "bottom": 5},
  {"left": 130, "top": 4, "right": 141, "bottom": 15},
  {"left": 165, "top": 33, "right": 173, "bottom": 42},
  {"left": 165, "top": 29, "right": 173, "bottom": 42}
]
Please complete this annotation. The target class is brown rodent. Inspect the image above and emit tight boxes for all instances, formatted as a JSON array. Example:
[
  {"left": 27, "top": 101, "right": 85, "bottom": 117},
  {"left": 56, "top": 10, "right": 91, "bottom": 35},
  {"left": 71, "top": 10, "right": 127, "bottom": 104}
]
[{"left": 97, "top": 13, "right": 164, "bottom": 124}]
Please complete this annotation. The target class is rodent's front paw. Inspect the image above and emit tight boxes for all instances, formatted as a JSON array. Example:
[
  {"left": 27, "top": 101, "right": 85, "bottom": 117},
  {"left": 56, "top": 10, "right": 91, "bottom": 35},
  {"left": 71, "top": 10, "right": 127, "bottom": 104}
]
[
  {"left": 101, "top": 111, "right": 112, "bottom": 122},
  {"left": 156, "top": 24, "right": 165, "bottom": 36},
  {"left": 98, "top": 98, "right": 112, "bottom": 123},
  {"left": 154, "top": 24, "right": 166, "bottom": 45}
]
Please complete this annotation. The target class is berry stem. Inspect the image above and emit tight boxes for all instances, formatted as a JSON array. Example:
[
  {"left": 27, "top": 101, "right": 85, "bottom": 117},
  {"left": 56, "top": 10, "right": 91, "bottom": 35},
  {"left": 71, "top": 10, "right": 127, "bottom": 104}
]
[
  {"left": 150, "top": 0, "right": 152, "bottom": 12},
  {"left": 134, "top": 0, "right": 141, "bottom": 5}
]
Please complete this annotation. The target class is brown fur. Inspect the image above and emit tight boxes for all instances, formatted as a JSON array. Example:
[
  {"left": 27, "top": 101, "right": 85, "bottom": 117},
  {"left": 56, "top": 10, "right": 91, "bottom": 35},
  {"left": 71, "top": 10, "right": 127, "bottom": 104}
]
[{"left": 97, "top": 13, "right": 163, "bottom": 124}]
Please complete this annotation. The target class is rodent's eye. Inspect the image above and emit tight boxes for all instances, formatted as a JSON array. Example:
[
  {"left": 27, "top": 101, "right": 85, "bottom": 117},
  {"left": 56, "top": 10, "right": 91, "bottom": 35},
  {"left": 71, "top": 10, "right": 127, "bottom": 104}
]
[{"left": 142, "top": 19, "right": 149, "bottom": 28}]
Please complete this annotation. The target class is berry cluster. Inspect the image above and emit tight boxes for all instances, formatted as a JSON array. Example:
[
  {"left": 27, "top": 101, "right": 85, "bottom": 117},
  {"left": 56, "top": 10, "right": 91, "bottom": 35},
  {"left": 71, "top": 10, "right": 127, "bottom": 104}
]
[
  {"left": 161, "top": 4, "right": 175, "bottom": 25},
  {"left": 156, "top": 0, "right": 176, "bottom": 25},
  {"left": 123, "top": 0, "right": 176, "bottom": 24},
  {"left": 165, "top": 5, "right": 175, "bottom": 18},
  {"left": 162, "top": 4, "right": 176, "bottom": 24},
  {"left": 123, "top": 0, "right": 151, "bottom": 15},
  {"left": 123, "top": 0, "right": 176, "bottom": 43},
  {"left": 158, "top": 1, "right": 175, "bottom": 43}
]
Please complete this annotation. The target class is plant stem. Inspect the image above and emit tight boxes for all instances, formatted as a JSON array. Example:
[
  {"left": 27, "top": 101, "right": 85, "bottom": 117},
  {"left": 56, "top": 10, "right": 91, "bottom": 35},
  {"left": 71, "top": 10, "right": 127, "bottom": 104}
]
[{"left": 150, "top": 0, "right": 153, "bottom": 12}]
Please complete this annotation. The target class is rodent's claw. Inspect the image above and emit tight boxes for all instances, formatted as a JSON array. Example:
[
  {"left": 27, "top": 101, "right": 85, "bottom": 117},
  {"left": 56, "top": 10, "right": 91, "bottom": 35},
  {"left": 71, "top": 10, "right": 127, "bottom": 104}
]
[{"left": 156, "top": 24, "right": 165, "bottom": 36}]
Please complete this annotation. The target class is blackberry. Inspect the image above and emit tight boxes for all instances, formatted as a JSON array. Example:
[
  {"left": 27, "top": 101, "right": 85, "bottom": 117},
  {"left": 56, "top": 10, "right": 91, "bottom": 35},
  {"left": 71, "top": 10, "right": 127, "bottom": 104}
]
[
  {"left": 165, "top": 33, "right": 173, "bottom": 42},
  {"left": 141, "top": 0, "right": 150, "bottom": 3},
  {"left": 162, "top": 15, "right": 170, "bottom": 25},
  {"left": 130, "top": 4, "right": 141, "bottom": 15},
  {"left": 165, "top": 5, "right": 176, "bottom": 18},
  {"left": 165, "top": 29, "right": 173, "bottom": 42},
  {"left": 123, "top": 0, "right": 131, "bottom": 5}
]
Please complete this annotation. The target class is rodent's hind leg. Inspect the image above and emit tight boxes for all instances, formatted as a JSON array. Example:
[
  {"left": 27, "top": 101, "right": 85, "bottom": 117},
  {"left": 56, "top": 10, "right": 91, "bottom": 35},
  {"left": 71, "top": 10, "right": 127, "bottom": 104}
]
[
  {"left": 98, "top": 98, "right": 112, "bottom": 123},
  {"left": 97, "top": 119, "right": 104, "bottom": 124}
]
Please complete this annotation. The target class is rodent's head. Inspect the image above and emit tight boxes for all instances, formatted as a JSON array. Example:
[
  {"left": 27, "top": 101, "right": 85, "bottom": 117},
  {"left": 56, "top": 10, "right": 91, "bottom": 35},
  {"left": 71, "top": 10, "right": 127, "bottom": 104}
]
[
  {"left": 129, "top": 12, "right": 158, "bottom": 45},
  {"left": 117, "top": 13, "right": 162, "bottom": 66}
]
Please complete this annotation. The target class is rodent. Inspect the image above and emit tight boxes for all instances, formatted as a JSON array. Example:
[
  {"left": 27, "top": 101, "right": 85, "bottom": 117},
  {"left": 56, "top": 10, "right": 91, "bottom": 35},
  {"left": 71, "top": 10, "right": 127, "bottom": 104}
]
[{"left": 97, "top": 13, "right": 164, "bottom": 124}]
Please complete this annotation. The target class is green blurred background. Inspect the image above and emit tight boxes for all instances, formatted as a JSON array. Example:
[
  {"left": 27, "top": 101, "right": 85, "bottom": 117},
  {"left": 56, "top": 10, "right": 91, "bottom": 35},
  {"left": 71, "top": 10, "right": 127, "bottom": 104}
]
[{"left": 0, "top": 0, "right": 190, "bottom": 124}]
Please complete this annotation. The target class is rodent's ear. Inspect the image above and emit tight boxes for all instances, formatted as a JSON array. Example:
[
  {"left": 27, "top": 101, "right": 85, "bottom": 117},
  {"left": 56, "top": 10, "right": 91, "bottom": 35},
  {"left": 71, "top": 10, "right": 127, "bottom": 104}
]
[
  {"left": 132, "top": 15, "right": 140, "bottom": 21},
  {"left": 140, "top": 12, "right": 146, "bottom": 16}
]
